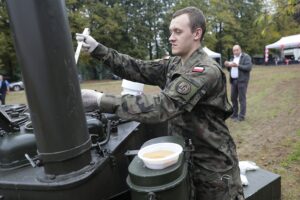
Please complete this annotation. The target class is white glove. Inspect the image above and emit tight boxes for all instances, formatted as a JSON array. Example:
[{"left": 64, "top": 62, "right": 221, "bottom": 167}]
[
  {"left": 239, "top": 161, "right": 259, "bottom": 172},
  {"left": 239, "top": 161, "right": 259, "bottom": 186},
  {"left": 240, "top": 174, "right": 249, "bottom": 186},
  {"left": 76, "top": 33, "right": 99, "bottom": 53},
  {"left": 81, "top": 89, "right": 103, "bottom": 112}
]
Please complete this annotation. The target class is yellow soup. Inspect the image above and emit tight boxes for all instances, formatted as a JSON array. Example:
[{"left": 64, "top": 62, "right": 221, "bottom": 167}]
[{"left": 143, "top": 150, "right": 174, "bottom": 159}]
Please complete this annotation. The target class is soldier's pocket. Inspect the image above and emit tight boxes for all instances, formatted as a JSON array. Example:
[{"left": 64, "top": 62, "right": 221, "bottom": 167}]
[
  {"left": 194, "top": 177, "right": 231, "bottom": 199},
  {"left": 193, "top": 167, "right": 235, "bottom": 200}
]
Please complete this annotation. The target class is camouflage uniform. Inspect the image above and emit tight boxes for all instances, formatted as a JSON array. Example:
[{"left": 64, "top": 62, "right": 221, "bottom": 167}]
[{"left": 91, "top": 44, "right": 244, "bottom": 200}]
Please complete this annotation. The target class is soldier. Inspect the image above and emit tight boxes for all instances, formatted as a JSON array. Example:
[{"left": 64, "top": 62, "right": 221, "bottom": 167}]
[{"left": 77, "top": 6, "right": 244, "bottom": 200}]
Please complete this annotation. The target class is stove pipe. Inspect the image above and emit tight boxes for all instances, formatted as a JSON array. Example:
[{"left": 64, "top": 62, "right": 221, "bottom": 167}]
[{"left": 6, "top": 0, "right": 92, "bottom": 175}]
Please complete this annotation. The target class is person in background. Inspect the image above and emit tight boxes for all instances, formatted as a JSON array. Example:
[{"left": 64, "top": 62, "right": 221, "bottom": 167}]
[
  {"left": 224, "top": 45, "right": 252, "bottom": 122},
  {"left": 77, "top": 6, "right": 244, "bottom": 200},
  {"left": 0, "top": 75, "right": 9, "bottom": 105},
  {"left": 275, "top": 56, "right": 279, "bottom": 66}
]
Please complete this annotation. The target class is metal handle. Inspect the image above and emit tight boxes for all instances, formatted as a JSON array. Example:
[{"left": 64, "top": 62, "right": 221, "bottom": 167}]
[
  {"left": 25, "top": 153, "right": 36, "bottom": 168},
  {"left": 147, "top": 192, "right": 157, "bottom": 200},
  {"left": 74, "top": 28, "right": 90, "bottom": 64}
]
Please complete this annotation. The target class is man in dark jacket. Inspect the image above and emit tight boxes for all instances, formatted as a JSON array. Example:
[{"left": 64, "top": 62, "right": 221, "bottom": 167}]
[
  {"left": 77, "top": 7, "right": 244, "bottom": 200},
  {"left": 0, "top": 75, "right": 9, "bottom": 105},
  {"left": 224, "top": 45, "right": 252, "bottom": 121}
]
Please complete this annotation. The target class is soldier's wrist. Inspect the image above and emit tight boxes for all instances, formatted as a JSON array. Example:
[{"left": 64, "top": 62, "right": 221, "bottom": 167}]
[{"left": 91, "top": 43, "right": 109, "bottom": 59}]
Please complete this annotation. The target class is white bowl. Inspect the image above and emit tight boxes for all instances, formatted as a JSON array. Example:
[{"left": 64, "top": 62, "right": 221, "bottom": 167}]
[{"left": 138, "top": 142, "right": 183, "bottom": 170}]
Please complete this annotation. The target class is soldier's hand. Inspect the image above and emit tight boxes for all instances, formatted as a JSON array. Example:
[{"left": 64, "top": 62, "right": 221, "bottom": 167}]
[
  {"left": 76, "top": 34, "right": 99, "bottom": 53},
  {"left": 81, "top": 89, "right": 103, "bottom": 112}
]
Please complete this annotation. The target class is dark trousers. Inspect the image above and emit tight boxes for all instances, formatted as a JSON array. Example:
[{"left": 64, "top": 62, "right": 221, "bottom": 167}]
[
  {"left": 230, "top": 80, "right": 248, "bottom": 119},
  {"left": 0, "top": 92, "right": 6, "bottom": 105}
]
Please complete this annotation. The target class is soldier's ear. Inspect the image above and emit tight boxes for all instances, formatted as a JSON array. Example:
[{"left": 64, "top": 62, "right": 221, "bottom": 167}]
[{"left": 193, "top": 28, "right": 202, "bottom": 41}]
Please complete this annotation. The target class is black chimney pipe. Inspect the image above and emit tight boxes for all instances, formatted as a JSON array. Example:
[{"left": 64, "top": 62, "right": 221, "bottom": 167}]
[{"left": 6, "top": 0, "right": 91, "bottom": 176}]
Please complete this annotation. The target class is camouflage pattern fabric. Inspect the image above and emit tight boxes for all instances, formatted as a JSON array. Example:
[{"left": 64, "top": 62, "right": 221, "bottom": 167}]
[{"left": 91, "top": 45, "right": 244, "bottom": 200}]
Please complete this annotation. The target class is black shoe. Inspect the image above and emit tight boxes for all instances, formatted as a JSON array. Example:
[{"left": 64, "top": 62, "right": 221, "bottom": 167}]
[
  {"left": 237, "top": 117, "right": 245, "bottom": 122},
  {"left": 230, "top": 117, "right": 239, "bottom": 122},
  {"left": 230, "top": 115, "right": 238, "bottom": 119}
]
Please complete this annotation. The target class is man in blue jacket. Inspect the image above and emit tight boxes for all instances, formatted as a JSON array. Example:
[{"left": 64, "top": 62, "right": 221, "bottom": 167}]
[
  {"left": 0, "top": 75, "right": 9, "bottom": 105},
  {"left": 224, "top": 45, "right": 252, "bottom": 121}
]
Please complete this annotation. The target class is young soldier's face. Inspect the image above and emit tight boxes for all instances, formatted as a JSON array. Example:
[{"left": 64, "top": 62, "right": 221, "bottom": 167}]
[{"left": 169, "top": 14, "right": 196, "bottom": 58}]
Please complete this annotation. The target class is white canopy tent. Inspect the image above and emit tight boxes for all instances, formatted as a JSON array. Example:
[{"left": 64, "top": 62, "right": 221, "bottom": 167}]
[
  {"left": 265, "top": 34, "right": 300, "bottom": 62},
  {"left": 203, "top": 46, "right": 221, "bottom": 58},
  {"left": 266, "top": 34, "right": 300, "bottom": 49}
]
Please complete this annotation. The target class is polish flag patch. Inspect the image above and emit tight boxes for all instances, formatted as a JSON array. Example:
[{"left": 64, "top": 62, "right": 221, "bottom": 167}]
[{"left": 192, "top": 66, "right": 205, "bottom": 73}]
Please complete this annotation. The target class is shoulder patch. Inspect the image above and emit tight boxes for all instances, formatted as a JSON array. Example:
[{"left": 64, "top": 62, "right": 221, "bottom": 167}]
[
  {"left": 192, "top": 66, "right": 205, "bottom": 73},
  {"left": 175, "top": 81, "right": 191, "bottom": 95}
]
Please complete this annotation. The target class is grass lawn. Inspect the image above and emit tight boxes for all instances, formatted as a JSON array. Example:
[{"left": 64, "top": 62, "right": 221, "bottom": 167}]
[{"left": 6, "top": 64, "right": 300, "bottom": 200}]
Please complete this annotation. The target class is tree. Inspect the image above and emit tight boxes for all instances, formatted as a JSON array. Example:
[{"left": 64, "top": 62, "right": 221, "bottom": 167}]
[
  {"left": 285, "top": 0, "right": 300, "bottom": 23},
  {"left": 229, "top": 0, "right": 264, "bottom": 56},
  {"left": 256, "top": 0, "right": 300, "bottom": 40},
  {"left": 0, "top": 0, "right": 19, "bottom": 80},
  {"left": 205, "top": 0, "right": 239, "bottom": 58}
]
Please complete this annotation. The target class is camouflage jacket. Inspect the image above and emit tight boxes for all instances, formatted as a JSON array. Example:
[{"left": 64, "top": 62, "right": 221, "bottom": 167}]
[{"left": 91, "top": 45, "right": 238, "bottom": 172}]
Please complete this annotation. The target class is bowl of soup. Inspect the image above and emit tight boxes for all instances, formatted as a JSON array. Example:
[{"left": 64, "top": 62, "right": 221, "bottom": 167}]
[{"left": 138, "top": 143, "right": 183, "bottom": 170}]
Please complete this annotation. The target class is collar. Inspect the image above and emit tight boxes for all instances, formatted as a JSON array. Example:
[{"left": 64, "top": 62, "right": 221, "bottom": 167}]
[
  {"left": 180, "top": 47, "right": 205, "bottom": 71},
  {"left": 234, "top": 53, "right": 241, "bottom": 58}
]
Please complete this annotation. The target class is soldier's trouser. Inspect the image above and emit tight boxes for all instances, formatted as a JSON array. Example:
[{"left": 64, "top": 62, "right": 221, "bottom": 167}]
[{"left": 192, "top": 164, "right": 244, "bottom": 200}]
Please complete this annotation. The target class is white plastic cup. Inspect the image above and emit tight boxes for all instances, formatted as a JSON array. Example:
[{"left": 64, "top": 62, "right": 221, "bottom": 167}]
[{"left": 121, "top": 79, "right": 144, "bottom": 96}]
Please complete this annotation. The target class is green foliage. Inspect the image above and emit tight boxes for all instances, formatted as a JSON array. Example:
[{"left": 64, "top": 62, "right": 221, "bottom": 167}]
[
  {"left": 255, "top": 0, "right": 300, "bottom": 48},
  {"left": 0, "top": 0, "right": 19, "bottom": 79},
  {"left": 1, "top": 0, "right": 300, "bottom": 80}
]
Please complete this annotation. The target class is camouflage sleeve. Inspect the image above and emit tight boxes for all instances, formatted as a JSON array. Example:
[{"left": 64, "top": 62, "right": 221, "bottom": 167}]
[
  {"left": 91, "top": 44, "right": 169, "bottom": 88},
  {"left": 99, "top": 66, "right": 220, "bottom": 123},
  {"left": 99, "top": 93, "right": 183, "bottom": 124}
]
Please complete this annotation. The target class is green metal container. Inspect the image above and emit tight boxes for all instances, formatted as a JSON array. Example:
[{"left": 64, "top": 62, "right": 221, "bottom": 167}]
[{"left": 127, "top": 136, "right": 190, "bottom": 200}]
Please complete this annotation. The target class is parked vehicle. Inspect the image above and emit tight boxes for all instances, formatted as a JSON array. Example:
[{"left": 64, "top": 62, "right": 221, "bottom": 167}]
[
  {"left": 9, "top": 81, "right": 24, "bottom": 91},
  {"left": 111, "top": 74, "right": 121, "bottom": 80}
]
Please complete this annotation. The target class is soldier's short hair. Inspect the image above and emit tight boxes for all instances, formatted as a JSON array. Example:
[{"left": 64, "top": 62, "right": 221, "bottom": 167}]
[{"left": 172, "top": 6, "right": 206, "bottom": 42}]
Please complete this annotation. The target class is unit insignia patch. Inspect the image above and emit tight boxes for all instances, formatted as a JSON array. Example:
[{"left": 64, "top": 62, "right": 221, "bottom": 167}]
[{"left": 175, "top": 81, "right": 191, "bottom": 95}]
